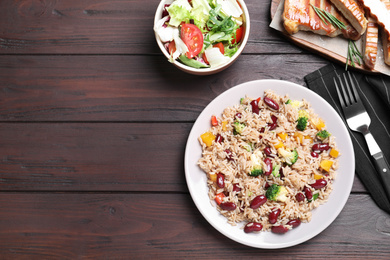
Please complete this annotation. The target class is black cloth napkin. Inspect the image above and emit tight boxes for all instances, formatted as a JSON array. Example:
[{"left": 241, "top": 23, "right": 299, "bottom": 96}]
[{"left": 304, "top": 63, "right": 390, "bottom": 214}]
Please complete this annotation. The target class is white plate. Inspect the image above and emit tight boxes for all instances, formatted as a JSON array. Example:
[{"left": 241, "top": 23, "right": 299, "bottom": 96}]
[{"left": 184, "top": 79, "right": 355, "bottom": 249}]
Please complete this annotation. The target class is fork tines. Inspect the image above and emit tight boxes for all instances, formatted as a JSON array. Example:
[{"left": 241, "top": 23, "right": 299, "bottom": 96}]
[{"left": 333, "top": 72, "right": 361, "bottom": 108}]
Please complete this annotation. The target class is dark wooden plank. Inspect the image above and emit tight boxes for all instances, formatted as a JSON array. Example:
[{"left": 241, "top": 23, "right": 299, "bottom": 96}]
[
  {"left": 0, "top": 54, "right": 329, "bottom": 122},
  {"left": 0, "top": 123, "right": 189, "bottom": 192},
  {"left": 0, "top": 0, "right": 300, "bottom": 55},
  {"left": 0, "top": 122, "right": 366, "bottom": 193},
  {"left": 0, "top": 193, "right": 388, "bottom": 259}
]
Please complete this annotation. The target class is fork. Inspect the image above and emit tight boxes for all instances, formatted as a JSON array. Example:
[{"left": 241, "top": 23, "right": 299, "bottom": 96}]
[{"left": 334, "top": 72, "right": 390, "bottom": 200}]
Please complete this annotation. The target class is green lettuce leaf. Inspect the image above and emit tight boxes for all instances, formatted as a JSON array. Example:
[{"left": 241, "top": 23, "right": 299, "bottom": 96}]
[{"left": 167, "top": 0, "right": 192, "bottom": 27}]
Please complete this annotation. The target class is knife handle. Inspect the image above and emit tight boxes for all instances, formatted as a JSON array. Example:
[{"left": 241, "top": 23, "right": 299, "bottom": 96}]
[{"left": 373, "top": 152, "right": 390, "bottom": 200}]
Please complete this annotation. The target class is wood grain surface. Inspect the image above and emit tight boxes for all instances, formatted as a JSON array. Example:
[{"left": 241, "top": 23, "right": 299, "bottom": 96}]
[
  {"left": 0, "top": 0, "right": 389, "bottom": 258},
  {"left": 0, "top": 193, "right": 388, "bottom": 259}
]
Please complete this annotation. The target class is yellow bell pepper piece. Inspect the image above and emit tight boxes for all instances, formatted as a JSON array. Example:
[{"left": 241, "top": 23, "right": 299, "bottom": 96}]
[
  {"left": 304, "top": 135, "right": 314, "bottom": 143},
  {"left": 314, "top": 173, "right": 323, "bottom": 180},
  {"left": 277, "top": 132, "right": 288, "bottom": 141},
  {"left": 329, "top": 148, "right": 339, "bottom": 158},
  {"left": 314, "top": 118, "right": 325, "bottom": 130},
  {"left": 274, "top": 141, "right": 284, "bottom": 149},
  {"left": 209, "top": 173, "right": 217, "bottom": 182},
  {"left": 200, "top": 132, "right": 216, "bottom": 147},
  {"left": 294, "top": 132, "right": 303, "bottom": 143},
  {"left": 222, "top": 121, "right": 228, "bottom": 131},
  {"left": 320, "top": 160, "right": 333, "bottom": 172}
]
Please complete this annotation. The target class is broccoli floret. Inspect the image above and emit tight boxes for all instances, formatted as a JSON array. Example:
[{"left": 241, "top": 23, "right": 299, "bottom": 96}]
[
  {"left": 278, "top": 148, "right": 298, "bottom": 166},
  {"left": 233, "top": 121, "right": 245, "bottom": 135},
  {"left": 266, "top": 184, "right": 288, "bottom": 202},
  {"left": 272, "top": 164, "right": 281, "bottom": 177},
  {"left": 249, "top": 168, "right": 263, "bottom": 177},
  {"left": 242, "top": 142, "right": 254, "bottom": 152},
  {"left": 316, "top": 130, "right": 331, "bottom": 140},
  {"left": 249, "top": 151, "right": 263, "bottom": 177},
  {"left": 296, "top": 116, "right": 308, "bottom": 131}
]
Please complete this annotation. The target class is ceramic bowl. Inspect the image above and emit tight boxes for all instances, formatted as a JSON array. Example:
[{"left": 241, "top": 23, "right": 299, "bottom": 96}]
[{"left": 154, "top": 0, "right": 250, "bottom": 75}]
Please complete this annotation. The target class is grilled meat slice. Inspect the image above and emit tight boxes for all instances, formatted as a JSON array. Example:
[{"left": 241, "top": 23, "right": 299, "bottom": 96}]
[
  {"left": 283, "top": 0, "right": 361, "bottom": 40},
  {"left": 362, "top": 17, "right": 378, "bottom": 70},
  {"left": 379, "top": 0, "right": 390, "bottom": 66},
  {"left": 357, "top": 0, "right": 390, "bottom": 41},
  {"left": 328, "top": 0, "right": 368, "bottom": 35}
]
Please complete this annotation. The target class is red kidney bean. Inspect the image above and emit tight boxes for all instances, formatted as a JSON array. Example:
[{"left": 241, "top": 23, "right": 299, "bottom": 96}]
[
  {"left": 250, "top": 100, "right": 260, "bottom": 114},
  {"left": 264, "top": 97, "right": 280, "bottom": 111},
  {"left": 225, "top": 149, "right": 234, "bottom": 162},
  {"left": 244, "top": 222, "right": 263, "bottom": 233},
  {"left": 260, "top": 127, "right": 265, "bottom": 133},
  {"left": 303, "top": 186, "right": 313, "bottom": 200},
  {"left": 235, "top": 113, "right": 242, "bottom": 119},
  {"left": 310, "top": 179, "right": 327, "bottom": 189},
  {"left": 268, "top": 122, "right": 278, "bottom": 130},
  {"left": 271, "top": 115, "right": 278, "bottom": 123},
  {"left": 217, "top": 173, "right": 224, "bottom": 188},
  {"left": 287, "top": 219, "right": 301, "bottom": 228},
  {"left": 311, "top": 151, "right": 319, "bottom": 158},
  {"left": 295, "top": 192, "right": 305, "bottom": 202},
  {"left": 269, "top": 208, "right": 281, "bottom": 224},
  {"left": 232, "top": 183, "right": 241, "bottom": 192},
  {"left": 312, "top": 143, "right": 330, "bottom": 153},
  {"left": 264, "top": 182, "right": 270, "bottom": 189},
  {"left": 264, "top": 158, "right": 273, "bottom": 176},
  {"left": 250, "top": 195, "right": 267, "bottom": 209},
  {"left": 271, "top": 225, "right": 289, "bottom": 234},
  {"left": 220, "top": 202, "right": 236, "bottom": 211},
  {"left": 215, "top": 134, "right": 224, "bottom": 144},
  {"left": 264, "top": 147, "right": 273, "bottom": 157}
]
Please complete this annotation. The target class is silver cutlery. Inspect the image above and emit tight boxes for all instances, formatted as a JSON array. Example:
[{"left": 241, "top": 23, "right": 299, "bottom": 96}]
[{"left": 333, "top": 72, "right": 390, "bottom": 200}]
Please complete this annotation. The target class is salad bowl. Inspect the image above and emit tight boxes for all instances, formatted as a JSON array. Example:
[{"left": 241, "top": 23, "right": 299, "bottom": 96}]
[{"left": 154, "top": 0, "right": 250, "bottom": 75}]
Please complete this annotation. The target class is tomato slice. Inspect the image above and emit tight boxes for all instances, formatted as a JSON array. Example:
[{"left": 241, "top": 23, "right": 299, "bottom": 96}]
[
  {"left": 168, "top": 41, "right": 176, "bottom": 55},
  {"left": 202, "top": 52, "right": 209, "bottom": 64},
  {"left": 215, "top": 193, "right": 225, "bottom": 205},
  {"left": 180, "top": 24, "right": 203, "bottom": 59},
  {"left": 211, "top": 115, "right": 218, "bottom": 126},
  {"left": 213, "top": 42, "right": 225, "bottom": 55},
  {"left": 202, "top": 42, "right": 225, "bottom": 64},
  {"left": 231, "top": 26, "right": 243, "bottom": 44}
]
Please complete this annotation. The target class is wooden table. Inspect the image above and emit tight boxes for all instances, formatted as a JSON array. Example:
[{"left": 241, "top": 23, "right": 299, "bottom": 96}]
[{"left": 1, "top": 0, "right": 389, "bottom": 258}]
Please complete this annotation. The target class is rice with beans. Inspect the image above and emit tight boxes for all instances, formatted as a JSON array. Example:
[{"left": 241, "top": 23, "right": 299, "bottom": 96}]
[{"left": 197, "top": 90, "right": 339, "bottom": 233}]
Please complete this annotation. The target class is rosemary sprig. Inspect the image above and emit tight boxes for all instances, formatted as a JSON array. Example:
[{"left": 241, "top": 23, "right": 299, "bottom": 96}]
[
  {"left": 310, "top": 4, "right": 347, "bottom": 30},
  {"left": 345, "top": 40, "right": 363, "bottom": 70}
]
